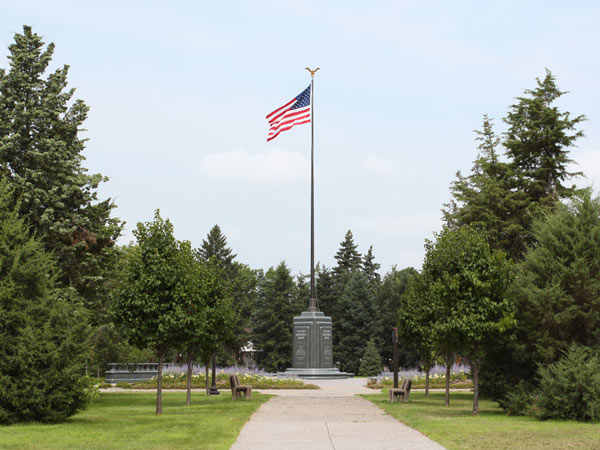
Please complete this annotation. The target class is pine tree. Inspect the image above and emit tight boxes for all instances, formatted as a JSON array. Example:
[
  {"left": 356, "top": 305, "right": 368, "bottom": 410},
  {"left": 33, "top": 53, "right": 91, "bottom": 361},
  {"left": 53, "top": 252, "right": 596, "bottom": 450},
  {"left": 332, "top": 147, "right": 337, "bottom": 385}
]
[
  {"left": 358, "top": 338, "right": 382, "bottom": 377},
  {"left": 333, "top": 230, "right": 362, "bottom": 276},
  {"left": 0, "top": 183, "right": 91, "bottom": 424},
  {"left": 252, "top": 262, "right": 303, "bottom": 372},
  {"left": 336, "top": 272, "right": 380, "bottom": 374}
]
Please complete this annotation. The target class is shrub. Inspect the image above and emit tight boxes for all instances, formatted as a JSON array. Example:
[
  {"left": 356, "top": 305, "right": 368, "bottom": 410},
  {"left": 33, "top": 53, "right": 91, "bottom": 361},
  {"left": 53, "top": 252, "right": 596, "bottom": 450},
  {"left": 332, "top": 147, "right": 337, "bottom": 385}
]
[
  {"left": 0, "top": 188, "right": 93, "bottom": 424},
  {"left": 534, "top": 345, "right": 600, "bottom": 422},
  {"left": 359, "top": 339, "right": 382, "bottom": 377},
  {"left": 501, "top": 381, "right": 535, "bottom": 416}
]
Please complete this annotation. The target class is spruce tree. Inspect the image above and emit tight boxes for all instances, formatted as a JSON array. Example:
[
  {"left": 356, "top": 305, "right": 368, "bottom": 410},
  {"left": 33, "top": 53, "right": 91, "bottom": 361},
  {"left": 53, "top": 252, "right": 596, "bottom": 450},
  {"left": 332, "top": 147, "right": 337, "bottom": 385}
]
[
  {"left": 358, "top": 338, "right": 382, "bottom": 377},
  {"left": 333, "top": 230, "right": 362, "bottom": 276},
  {"left": 444, "top": 115, "right": 526, "bottom": 259},
  {"left": 196, "top": 224, "right": 256, "bottom": 365},
  {"left": 252, "top": 262, "right": 303, "bottom": 372},
  {"left": 315, "top": 264, "right": 336, "bottom": 316},
  {"left": 197, "top": 225, "right": 236, "bottom": 272},
  {"left": 336, "top": 271, "right": 380, "bottom": 374},
  {"left": 0, "top": 183, "right": 91, "bottom": 424},
  {"left": 0, "top": 26, "right": 122, "bottom": 308},
  {"left": 362, "top": 245, "right": 381, "bottom": 286},
  {"left": 504, "top": 69, "right": 585, "bottom": 204}
]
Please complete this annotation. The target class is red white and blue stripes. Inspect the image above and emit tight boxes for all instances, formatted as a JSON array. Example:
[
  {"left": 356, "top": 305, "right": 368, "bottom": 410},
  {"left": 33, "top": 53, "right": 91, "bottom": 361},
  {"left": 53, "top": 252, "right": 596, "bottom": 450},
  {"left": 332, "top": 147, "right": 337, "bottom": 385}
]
[{"left": 266, "top": 85, "right": 311, "bottom": 142}]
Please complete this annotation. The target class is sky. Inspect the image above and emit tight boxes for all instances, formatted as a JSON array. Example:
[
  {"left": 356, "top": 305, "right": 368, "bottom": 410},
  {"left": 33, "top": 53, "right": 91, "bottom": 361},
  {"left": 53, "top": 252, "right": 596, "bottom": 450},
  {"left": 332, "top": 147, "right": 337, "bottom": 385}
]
[{"left": 1, "top": 1, "right": 600, "bottom": 277}]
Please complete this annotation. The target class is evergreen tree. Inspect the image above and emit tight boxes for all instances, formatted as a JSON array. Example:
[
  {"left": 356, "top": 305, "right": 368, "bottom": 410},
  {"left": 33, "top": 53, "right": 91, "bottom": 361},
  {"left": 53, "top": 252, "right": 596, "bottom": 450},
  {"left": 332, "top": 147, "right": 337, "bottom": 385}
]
[
  {"left": 504, "top": 69, "right": 585, "bottom": 205},
  {"left": 196, "top": 225, "right": 256, "bottom": 365},
  {"left": 252, "top": 262, "right": 303, "bottom": 372},
  {"left": 333, "top": 230, "right": 362, "bottom": 276},
  {"left": 513, "top": 190, "right": 600, "bottom": 368},
  {"left": 197, "top": 225, "right": 236, "bottom": 272},
  {"left": 315, "top": 263, "right": 336, "bottom": 316},
  {"left": 0, "top": 26, "right": 122, "bottom": 308},
  {"left": 336, "top": 271, "right": 380, "bottom": 374},
  {"left": 358, "top": 338, "right": 382, "bottom": 377},
  {"left": 362, "top": 245, "right": 381, "bottom": 286},
  {"left": 0, "top": 183, "right": 92, "bottom": 424},
  {"left": 443, "top": 115, "right": 526, "bottom": 259}
]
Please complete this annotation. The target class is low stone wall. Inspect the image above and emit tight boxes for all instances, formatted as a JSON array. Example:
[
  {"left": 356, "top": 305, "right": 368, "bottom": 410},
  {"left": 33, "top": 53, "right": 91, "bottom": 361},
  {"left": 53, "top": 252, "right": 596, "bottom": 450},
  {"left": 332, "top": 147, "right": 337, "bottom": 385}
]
[{"left": 105, "top": 363, "right": 159, "bottom": 383}]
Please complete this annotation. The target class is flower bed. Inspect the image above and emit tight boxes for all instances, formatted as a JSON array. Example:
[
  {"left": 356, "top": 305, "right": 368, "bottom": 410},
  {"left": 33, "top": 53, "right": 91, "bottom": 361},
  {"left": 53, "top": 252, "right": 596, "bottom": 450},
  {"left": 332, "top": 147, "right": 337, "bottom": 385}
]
[
  {"left": 107, "top": 371, "right": 319, "bottom": 390},
  {"left": 367, "top": 367, "right": 473, "bottom": 389}
]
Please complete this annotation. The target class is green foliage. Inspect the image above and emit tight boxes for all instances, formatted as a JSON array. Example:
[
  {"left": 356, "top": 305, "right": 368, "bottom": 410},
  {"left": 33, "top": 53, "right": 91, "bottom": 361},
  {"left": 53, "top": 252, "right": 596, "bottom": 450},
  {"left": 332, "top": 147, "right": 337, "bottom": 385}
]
[
  {"left": 504, "top": 69, "right": 585, "bottom": 205},
  {"left": 378, "top": 266, "right": 419, "bottom": 368},
  {"left": 534, "top": 345, "right": 600, "bottom": 422},
  {"left": 112, "top": 210, "right": 193, "bottom": 413},
  {"left": 443, "top": 115, "right": 526, "bottom": 259},
  {"left": 421, "top": 226, "right": 514, "bottom": 410},
  {"left": 0, "top": 185, "right": 92, "bottom": 424},
  {"left": 336, "top": 271, "right": 380, "bottom": 374},
  {"left": 196, "top": 225, "right": 258, "bottom": 364},
  {"left": 512, "top": 190, "right": 600, "bottom": 366},
  {"left": 333, "top": 230, "right": 362, "bottom": 276},
  {"left": 0, "top": 26, "right": 122, "bottom": 307},
  {"left": 362, "top": 245, "right": 381, "bottom": 286},
  {"left": 444, "top": 71, "right": 585, "bottom": 261},
  {"left": 196, "top": 225, "right": 236, "bottom": 272},
  {"left": 181, "top": 242, "right": 235, "bottom": 371},
  {"left": 252, "top": 262, "right": 303, "bottom": 372},
  {"left": 358, "top": 338, "right": 382, "bottom": 377},
  {"left": 112, "top": 211, "right": 187, "bottom": 353},
  {"left": 398, "top": 271, "right": 436, "bottom": 376}
]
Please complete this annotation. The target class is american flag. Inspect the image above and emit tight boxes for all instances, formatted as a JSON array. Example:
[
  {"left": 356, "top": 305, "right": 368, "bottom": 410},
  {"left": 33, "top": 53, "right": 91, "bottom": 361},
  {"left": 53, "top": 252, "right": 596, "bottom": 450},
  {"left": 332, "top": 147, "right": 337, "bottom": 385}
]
[{"left": 266, "top": 85, "right": 311, "bottom": 142}]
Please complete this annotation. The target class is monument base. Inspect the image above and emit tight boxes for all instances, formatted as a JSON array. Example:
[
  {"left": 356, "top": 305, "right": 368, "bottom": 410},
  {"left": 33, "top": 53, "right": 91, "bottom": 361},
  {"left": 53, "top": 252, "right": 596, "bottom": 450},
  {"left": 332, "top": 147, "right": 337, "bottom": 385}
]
[
  {"left": 283, "top": 310, "right": 351, "bottom": 379},
  {"left": 279, "top": 367, "right": 352, "bottom": 379}
]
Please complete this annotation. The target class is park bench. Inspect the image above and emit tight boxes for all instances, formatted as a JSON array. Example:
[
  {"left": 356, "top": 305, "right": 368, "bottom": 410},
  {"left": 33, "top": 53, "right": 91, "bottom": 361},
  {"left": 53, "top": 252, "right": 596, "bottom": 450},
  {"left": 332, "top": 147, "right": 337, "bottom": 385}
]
[
  {"left": 229, "top": 374, "right": 252, "bottom": 400},
  {"left": 388, "top": 378, "right": 412, "bottom": 403}
]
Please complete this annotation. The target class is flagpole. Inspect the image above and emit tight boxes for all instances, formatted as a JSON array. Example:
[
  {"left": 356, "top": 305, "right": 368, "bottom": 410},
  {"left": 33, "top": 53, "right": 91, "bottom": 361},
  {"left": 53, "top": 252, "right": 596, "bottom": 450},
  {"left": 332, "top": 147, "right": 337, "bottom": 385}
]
[{"left": 306, "top": 67, "right": 319, "bottom": 312}]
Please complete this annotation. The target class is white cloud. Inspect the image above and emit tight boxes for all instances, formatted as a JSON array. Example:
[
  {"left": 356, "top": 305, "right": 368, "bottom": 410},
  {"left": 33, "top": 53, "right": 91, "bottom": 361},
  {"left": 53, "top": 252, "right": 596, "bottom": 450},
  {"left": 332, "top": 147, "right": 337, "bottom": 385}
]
[
  {"left": 361, "top": 155, "right": 406, "bottom": 177},
  {"left": 351, "top": 212, "right": 442, "bottom": 238},
  {"left": 200, "top": 149, "right": 310, "bottom": 183}
]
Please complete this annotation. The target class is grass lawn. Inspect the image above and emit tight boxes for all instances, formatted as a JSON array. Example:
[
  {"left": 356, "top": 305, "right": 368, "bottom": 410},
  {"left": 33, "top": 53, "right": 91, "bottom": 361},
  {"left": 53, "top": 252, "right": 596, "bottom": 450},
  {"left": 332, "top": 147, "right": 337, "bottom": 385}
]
[
  {"left": 0, "top": 391, "right": 271, "bottom": 450},
  {"left": 363, "top": 391, "right": 600, "bottom": 450}
]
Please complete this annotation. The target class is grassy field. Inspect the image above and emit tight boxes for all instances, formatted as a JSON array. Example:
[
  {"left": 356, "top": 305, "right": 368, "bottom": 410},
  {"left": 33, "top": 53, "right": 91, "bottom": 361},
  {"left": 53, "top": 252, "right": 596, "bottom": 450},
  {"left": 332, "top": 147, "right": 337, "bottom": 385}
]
[
  {"left": 363, "top": 391, "right": 600, "bottom": 450},
  {"left": 0, "top": 391, "right": 271, "bottom": 450}
]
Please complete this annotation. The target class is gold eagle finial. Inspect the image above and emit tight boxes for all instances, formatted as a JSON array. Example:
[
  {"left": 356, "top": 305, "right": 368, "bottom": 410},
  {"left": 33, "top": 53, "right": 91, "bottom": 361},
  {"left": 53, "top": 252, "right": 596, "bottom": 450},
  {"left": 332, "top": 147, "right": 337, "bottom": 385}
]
[{"left": 305, "top": 67, "right": 320, "bottom": 78}]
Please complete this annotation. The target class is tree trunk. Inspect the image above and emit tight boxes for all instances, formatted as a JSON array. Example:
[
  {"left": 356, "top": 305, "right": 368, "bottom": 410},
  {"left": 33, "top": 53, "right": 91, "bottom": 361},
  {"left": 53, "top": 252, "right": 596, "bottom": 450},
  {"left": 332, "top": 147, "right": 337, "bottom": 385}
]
[
  {"left": 471, "top": 357, "right": 480, "bottom": 415},
  {"left": 424, "top": 362, "right": 431, "bottom": 399},
  {"left": 186, "top": 352, "right": 193, "bottom": 406},
  {"left": 444, "top": 352, "right": 452, "bottom": 407},
  {"left": 156, "top": 350, "right": 164, "bottom": 415},
  {"left": 205, "top": 359, "right": 210, "bottom": 396}
]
